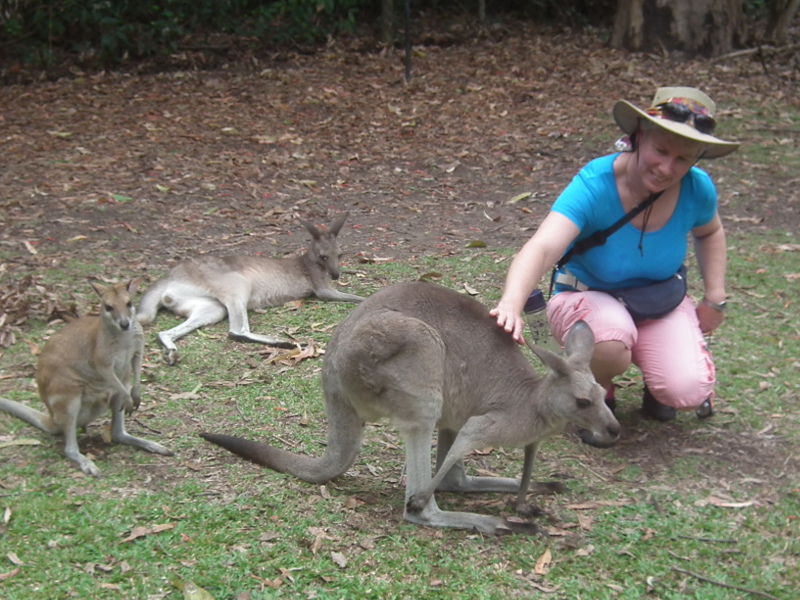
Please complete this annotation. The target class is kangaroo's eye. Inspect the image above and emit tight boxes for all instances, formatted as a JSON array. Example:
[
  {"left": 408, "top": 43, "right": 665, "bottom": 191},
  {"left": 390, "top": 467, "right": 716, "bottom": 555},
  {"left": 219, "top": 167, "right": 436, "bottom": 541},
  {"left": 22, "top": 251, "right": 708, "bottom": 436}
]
[
  {"left": 576, "top": 398, "right": 591, "bottom": 409},
  {"left": 126, "top": 301, "right": 133, "bottom": 309},
  {"left": 104, "top": 304, "right": 113, "bottom": 312}
]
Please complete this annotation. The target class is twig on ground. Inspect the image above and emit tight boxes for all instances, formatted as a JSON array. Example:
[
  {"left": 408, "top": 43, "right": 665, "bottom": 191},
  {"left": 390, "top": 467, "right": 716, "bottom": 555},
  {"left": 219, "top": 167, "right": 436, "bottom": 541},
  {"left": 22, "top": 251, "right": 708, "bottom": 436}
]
[
  {"left": 671, "top": 567, "right": 781, "bottom": 600},
  {"left": 574, "top": 459, "right": 609, "bottom": 482},
  {"left": 677, "top": 534, "right": 737, "bottom": 544},
  {"left": 131, "top": 418, "right": 164, "bottom": 435},
  {"left": 710, "top": 43, "right": 800, "bottom": 63},
  {"left": 235, "top": 400, "right": 248, "bottom": 421}
]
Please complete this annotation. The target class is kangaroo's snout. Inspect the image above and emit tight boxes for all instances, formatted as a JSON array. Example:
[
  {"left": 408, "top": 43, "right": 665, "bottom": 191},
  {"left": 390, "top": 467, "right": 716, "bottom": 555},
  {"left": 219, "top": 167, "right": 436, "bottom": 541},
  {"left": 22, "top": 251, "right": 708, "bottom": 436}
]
[{"left": 587, "top": 407, "right": 621, "bottom": 446}]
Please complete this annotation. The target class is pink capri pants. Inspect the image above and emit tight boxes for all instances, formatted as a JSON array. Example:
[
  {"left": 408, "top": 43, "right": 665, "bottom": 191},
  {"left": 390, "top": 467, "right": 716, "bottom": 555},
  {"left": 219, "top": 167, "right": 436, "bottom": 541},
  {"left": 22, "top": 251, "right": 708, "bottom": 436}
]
[{"left": 547, "top": 291, "right": 715, "bottom": 410}]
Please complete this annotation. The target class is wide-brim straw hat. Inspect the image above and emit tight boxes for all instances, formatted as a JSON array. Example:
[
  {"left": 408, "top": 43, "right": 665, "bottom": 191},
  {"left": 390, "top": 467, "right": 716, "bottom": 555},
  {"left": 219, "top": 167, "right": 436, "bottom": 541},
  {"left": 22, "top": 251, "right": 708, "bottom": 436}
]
[{"left": 613, "top": 86, "right": 740, "bottom": 159}]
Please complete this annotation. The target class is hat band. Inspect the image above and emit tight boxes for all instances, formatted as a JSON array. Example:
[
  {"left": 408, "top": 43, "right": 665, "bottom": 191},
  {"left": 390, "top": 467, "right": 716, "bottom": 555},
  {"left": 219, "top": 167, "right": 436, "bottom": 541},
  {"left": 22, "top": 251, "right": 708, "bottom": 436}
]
[{"left": 646, "top": 98, "right": 716, "bottom": 135}]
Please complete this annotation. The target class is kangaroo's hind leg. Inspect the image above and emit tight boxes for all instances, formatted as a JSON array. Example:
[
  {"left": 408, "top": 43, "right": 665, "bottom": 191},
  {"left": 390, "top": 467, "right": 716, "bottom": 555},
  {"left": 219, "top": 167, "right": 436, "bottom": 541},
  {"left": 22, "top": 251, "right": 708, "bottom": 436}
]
[
  {"left": 217, "top": 285, "right": 297, "bottom": 349},
  {"left": 157, "top": 298, "right": 227, "bottom": 365}
]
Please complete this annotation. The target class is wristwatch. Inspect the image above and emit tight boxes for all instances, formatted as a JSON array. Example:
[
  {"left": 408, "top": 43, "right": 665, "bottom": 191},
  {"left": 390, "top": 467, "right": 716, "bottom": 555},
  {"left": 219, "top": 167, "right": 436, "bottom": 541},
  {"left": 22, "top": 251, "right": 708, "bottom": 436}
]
[{"left": 702, "top": 298, "right": 727, "bottom": 312}]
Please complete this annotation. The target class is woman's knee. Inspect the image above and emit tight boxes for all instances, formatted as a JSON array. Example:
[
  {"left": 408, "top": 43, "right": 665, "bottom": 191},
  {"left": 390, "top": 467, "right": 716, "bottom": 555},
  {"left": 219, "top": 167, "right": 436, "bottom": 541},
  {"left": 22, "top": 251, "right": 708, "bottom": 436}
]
[
  {"left": 648, "top": 377, "right": 714, "bottom": 410},
  {"left": 635, "top": 298, "right": 715, "bottom": 410},
  {"left": 548, "top": 291, "right": 637, "bottom": 348},
  {"left": 592, "top": 340, "right": 631, "bottom": 378}
]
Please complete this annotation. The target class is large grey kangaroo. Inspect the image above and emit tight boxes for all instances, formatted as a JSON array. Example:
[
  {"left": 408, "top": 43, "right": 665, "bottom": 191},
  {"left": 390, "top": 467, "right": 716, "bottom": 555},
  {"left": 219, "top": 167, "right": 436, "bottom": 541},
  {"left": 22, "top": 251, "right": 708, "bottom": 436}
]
[
  {"left": 0, "top": 279, "right": 172, "bottom": 476},
  {"left": 201, "top": 281, "right": 620, "bottom": 535},
  {"left": 137, "top": 212, "right": 365, "bottom": 364}
]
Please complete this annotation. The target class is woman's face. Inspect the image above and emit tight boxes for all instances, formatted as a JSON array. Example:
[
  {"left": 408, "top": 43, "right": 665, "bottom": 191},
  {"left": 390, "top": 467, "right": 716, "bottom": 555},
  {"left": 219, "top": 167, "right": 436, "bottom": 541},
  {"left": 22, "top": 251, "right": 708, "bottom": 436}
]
[{"left": 635, "top": 127, "right": 704, "bottom": 193}]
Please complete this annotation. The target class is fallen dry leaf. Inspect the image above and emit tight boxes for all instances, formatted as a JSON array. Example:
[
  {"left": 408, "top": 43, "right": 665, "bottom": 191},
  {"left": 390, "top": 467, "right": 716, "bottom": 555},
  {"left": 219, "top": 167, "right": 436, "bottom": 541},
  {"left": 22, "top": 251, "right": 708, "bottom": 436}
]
[
  {"left": 708, "top": 496, "right": 759, "bottom": 509},
  {"left": 566, "top": 499, "right": 633, "bottom": 510},
  {"left": 122, "top": 522, "right": 177, "bottom": 543},
  {"left": 0, "top": 567, "right": 20, "bottom": 581},
  {"left": 172, "top": 578, "right": 216, "bottom": 600},
  {"left": 576, "top": 512, "right": 593, "bottom": 531},
  {"left": 463, "top": 282, "right": 479, "bottom": 295},
  {"left": 0, "top": 438, "right": 42, "bottom": 449},
  {"left": 534, "top": 548, "right": 552, "bottom": 575}
]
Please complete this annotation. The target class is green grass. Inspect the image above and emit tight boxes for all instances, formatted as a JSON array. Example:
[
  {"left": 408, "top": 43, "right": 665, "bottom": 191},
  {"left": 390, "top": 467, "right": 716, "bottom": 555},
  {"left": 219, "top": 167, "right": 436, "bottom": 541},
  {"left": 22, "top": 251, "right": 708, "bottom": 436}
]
[{"left": 1, "top": 232, "right": 798, "bottom": 599}]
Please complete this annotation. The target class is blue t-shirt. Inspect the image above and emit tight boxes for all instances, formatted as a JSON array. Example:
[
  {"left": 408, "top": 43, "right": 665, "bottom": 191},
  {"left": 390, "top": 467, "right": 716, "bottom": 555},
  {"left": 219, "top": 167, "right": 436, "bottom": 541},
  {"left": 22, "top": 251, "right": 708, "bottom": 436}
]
[{"left": 551, "top": 154, "right": 718, "bottom": 290}]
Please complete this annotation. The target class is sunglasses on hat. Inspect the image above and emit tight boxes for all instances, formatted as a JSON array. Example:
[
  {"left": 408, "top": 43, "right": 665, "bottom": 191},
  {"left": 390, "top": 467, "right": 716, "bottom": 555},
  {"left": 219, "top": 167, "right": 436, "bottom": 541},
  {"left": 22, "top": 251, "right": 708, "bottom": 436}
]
[{"left": 646, "top": 99, "right": 717, "bottom": 135}]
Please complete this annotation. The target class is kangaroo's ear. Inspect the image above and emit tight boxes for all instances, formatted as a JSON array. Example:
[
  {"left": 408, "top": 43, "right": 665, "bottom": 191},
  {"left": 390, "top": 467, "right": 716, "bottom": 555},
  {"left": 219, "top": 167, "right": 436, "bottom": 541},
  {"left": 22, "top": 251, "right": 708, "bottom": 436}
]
[
  {"left": 563, "top": 320, "right": 595, "bottom": 368},
  {"left": 300, "top": 219, "right": 321, "bottom": 239},
  {"left": 328, "top": 212, "right": 349, "bottom": 235},
  {"left": 527, "top": 340, "right": 571, "bottom": 376},
  {"left": 126, "top": 277, "right": 141, "bottom": 294}
]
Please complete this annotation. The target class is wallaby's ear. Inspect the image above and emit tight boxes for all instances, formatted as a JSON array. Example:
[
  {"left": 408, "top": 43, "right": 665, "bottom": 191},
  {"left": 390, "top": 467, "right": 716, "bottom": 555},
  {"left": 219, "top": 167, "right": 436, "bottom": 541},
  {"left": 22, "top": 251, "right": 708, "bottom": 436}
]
[
  {"left": 88, "top": 278, "right": 106, "bottom": 298},
  {"left": 563, "top": 320, "right": 595, "bottom": 368},
  {"left": 300, "top": 219, "right": 321, "bottom": 240},
  {"left": 328, "top": 212, "right": 349, "bottom": 236}
]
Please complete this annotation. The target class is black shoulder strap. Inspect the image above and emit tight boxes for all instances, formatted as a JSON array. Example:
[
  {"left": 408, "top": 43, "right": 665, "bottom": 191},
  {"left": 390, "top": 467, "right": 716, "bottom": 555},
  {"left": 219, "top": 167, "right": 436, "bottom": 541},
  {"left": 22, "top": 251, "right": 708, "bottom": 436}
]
[
  {"left": 548, "top": 190, "right": 664, "bottom": 297},
  {"left": 554, "top": 191, "right": 663, "bottom": 271}
]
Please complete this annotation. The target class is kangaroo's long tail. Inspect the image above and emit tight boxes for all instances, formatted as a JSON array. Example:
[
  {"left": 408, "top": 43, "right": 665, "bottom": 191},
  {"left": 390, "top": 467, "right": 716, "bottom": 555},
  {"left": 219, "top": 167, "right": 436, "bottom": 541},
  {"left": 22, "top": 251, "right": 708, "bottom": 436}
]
[{"left": 200, "top": 424, "right": 364, "bottom": 484}]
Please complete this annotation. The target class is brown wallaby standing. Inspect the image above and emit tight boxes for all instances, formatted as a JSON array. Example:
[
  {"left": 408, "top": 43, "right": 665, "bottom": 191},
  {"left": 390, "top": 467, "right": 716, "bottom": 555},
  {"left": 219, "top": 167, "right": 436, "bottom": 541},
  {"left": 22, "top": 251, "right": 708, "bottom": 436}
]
[
  {"left": 0, "top": 279, "right": 172, "bottom": 476},
  {"left": 201, "top": 281, "right": 620, "bottom": 535},
  {"left": 137, "top": 212, "right": 365, "bottom": 365}
]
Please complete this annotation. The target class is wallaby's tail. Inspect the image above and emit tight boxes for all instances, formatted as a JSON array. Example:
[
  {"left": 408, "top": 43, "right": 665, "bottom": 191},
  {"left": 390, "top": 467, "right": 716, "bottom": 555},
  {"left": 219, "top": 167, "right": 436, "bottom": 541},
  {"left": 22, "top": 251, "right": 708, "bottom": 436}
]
[
  {"left": 200, "top": 396, "right": 365, "bottom": 484},
  {"left": 0, "top": 397, "right": 58, "bottom": 434},
  {"left": 136, "top": 277, "right": 169, "bottom": 325}
]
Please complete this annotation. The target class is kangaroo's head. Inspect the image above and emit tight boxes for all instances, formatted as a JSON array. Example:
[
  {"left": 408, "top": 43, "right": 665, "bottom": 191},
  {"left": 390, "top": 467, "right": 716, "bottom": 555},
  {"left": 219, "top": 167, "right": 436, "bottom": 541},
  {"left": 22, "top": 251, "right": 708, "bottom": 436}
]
[
  {"left": 527, "top": 320, "right": 620, "bottom": 447},
  {"left": 300, "top": 212, "right": 349, "bottom": 281},
  {"left": 89, "top": 278, "right": 140, "bottom": 331}
]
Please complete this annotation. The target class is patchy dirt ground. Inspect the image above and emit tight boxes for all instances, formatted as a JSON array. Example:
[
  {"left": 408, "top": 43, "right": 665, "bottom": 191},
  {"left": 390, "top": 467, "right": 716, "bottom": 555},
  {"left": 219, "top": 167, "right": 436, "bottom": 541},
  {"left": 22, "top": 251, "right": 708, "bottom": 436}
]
[
  {"left": 1, "top": 27, "right": 798, "bottom": 503},
  {"left": 1, "top": 28, "right": 798, "bottom": 265}
]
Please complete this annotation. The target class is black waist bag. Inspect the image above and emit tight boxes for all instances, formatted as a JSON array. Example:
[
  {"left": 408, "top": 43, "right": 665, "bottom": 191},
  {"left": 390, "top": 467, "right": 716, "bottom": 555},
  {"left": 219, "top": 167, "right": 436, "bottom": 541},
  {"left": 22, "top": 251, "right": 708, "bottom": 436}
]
[{"left": 595, "top": 265, "right": 687, "bottom": 322}]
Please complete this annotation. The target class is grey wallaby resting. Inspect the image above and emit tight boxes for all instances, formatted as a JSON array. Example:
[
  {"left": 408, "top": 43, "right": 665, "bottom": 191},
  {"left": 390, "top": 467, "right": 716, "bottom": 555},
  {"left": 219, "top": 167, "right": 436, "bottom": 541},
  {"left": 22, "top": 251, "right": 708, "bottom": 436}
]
[
  {"left": 0, "top": 279, "right": 173, "bottom": 476},
  {"left": 201, "top": 281, "right": 620, "bottom": 535},
  {"left": 137, "top": 212, "right": 365, "bottom": 365}
]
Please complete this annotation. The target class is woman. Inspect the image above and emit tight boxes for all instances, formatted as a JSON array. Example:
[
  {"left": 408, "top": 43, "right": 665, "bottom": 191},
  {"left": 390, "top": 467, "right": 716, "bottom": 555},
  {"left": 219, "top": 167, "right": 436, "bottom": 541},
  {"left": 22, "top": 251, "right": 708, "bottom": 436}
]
[{"left": 490, "top": 87, "right": 739, "bottom": 444}]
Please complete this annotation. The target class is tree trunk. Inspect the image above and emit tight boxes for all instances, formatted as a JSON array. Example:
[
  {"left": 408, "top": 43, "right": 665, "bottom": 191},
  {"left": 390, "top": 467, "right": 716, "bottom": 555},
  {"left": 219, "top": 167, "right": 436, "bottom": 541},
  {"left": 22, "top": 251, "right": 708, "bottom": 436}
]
[
  {"left": 611, "top": 0, "right": 746, "bottom": 58},
  {"left": 381, "top": 0, "right": 394, "bottom": 45},
  {"left": 765, "top": 0, "right": 800, "bottom": 45}
]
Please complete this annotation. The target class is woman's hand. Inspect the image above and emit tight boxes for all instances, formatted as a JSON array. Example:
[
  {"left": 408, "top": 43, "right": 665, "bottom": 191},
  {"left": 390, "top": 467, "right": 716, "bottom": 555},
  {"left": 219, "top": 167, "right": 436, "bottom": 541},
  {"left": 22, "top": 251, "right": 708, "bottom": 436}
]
[
  {"left": 489, "top": 302, "right": 526, "bottom": 345},
  {"left": 696, "top": 301, "right": 725, "bottom": 333}
]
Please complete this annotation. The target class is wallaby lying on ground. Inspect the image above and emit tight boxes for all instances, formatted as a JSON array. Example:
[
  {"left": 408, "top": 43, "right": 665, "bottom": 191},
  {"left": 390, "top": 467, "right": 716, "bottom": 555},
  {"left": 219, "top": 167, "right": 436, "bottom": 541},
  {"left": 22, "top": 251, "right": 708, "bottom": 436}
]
[
  {"left": 137, "top": 212, "right": 365, "bottom": 365},
  {"left": 0, "top": 279, "right": 172, "bottom": 476},
  {"left": 202, "top": 281, "right": 620, "bottom": 535}
]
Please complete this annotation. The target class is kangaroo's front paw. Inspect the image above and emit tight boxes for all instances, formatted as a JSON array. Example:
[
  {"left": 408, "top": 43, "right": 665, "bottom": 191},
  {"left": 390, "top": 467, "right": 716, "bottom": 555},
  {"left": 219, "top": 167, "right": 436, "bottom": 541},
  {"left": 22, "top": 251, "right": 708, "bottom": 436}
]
[
  {"left": 119, "top": 394, "right": 136, "bottom": 415},
  {"left": 130, "top": 392, "right": 142, "bottom": 412}
]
